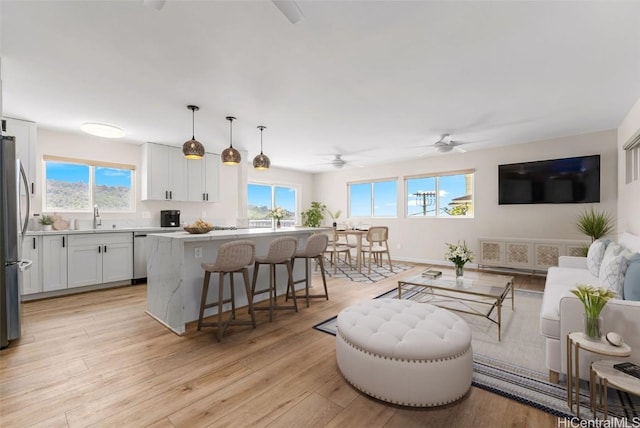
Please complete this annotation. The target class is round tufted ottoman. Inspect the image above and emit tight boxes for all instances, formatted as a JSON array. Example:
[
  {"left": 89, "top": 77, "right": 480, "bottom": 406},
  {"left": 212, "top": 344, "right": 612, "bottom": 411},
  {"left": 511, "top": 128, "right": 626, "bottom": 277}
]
[{"left": 335, "top": 298, "right": 473, "bottom": 407}]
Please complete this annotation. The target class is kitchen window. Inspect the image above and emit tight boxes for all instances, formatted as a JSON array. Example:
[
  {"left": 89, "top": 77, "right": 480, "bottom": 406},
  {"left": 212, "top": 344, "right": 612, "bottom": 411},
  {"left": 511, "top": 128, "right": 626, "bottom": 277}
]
[
  {"left": 43, "top": 156, "right": 135, "bottom": 212},
  {"left": 405, "top": 170, "right": 474, "bottom": 217},
  {"left": 348, "top": 179, "right": 397, "bottom": 218},
  {"left": 247, "top": 183, "right": 297, "bottom": 227}
]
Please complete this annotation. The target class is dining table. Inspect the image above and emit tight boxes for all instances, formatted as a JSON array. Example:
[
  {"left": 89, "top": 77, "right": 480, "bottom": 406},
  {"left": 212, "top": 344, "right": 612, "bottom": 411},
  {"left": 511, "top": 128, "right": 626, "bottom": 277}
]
[{"left": 335, "top": 228, "right": 369, "bottom": 273}]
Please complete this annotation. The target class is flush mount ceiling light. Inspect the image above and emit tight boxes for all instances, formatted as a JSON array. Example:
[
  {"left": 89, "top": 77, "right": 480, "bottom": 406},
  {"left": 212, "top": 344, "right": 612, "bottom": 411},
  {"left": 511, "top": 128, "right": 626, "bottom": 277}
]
[
  {"left": 252, "top": 125, "right": 271, "bottom": 170},
  {"left": 182, "top": 105, "right": 205, "bottom": 159},
  {"left": 221, "top": 116, "right": 241, "bottom": 165},
  {"left": 80, "top": 122, "right": 125, "bottom": 138}
]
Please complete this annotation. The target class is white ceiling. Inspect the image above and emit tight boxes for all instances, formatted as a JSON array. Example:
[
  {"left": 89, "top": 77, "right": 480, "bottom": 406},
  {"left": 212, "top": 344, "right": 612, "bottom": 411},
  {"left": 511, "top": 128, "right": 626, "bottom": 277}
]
[{"left": 2, "top": 1, "right": 640, "bottom": 172}]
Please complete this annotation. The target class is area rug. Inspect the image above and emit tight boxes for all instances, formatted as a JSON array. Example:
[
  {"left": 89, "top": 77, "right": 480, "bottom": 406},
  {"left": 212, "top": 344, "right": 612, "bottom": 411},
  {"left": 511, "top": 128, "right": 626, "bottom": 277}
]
[
  {"left": 319, "top": 260, "right": 413, "bottom": 284},
  {"left": 313, "top": 289, "right": 640, "bottom": 421}
]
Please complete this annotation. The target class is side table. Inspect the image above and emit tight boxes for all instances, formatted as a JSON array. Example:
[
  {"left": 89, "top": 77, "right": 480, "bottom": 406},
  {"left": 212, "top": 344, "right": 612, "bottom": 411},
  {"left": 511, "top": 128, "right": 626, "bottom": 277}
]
[
  {"left": 590, "top": 360, "right": 640, "bottom": 420},
  {"left": 566, "top": 332, "right": 631, "bottom": 418}
]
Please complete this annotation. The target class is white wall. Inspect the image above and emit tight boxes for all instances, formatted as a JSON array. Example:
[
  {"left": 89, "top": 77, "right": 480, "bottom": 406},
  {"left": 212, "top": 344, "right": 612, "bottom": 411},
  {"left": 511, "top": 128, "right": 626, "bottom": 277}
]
[
  {"left": 617, "top": 96, "right": 640, "bottom": 236},
  {"left": 34, "top": 129, "right": 315, "bottom": 228},
  {"left": 313, "top": 130, "right": 618, "bottom": 265}
]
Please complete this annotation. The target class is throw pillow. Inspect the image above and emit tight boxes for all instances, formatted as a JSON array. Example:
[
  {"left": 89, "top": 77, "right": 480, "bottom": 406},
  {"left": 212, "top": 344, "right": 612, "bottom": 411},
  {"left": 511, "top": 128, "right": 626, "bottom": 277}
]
[
  {"left": 600, "top": 243, "right": 623, "bottom": 269},
  {"left": 599, "top": 254, "right": 629, "bottom": 297},
  {"left": 623, "top": 255, "right": 640, "bottom": 301},
  {"left": 587, "top": 239, "right": 610, "bottom": 277}
]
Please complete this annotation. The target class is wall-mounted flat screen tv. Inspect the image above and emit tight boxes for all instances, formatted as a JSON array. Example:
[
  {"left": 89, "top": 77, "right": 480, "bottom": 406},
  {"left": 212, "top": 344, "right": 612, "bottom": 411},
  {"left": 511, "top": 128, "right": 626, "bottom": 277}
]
[{"left": 498, "top": 155, "right": 600, "bottom": 205}]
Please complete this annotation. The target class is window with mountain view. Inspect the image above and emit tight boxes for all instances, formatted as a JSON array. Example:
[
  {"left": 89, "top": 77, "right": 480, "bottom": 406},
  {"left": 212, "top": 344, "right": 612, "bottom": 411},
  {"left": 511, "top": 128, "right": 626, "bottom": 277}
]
[
  {"left": 44, "top": 157, "right": 134, "bottom": 212},
  {"left": 406, "top": 171, "right": 474, "bottom": 217},
  {"left": 247, "top": 183, "right": 297, "bottom": 227}
]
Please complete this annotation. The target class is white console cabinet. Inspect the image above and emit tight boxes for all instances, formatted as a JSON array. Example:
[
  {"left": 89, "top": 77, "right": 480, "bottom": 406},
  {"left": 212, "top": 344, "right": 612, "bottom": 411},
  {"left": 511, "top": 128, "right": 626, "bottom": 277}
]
[{"left": 479, "top": 237, "right": 588, "bottom": 272}]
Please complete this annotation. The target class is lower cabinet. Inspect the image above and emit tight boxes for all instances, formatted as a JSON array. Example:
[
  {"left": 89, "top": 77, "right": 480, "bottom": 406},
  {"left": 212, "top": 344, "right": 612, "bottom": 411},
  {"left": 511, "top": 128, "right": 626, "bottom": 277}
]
[
  {"left": 479, "top": 237, "right": 589, "bottom": 271},
  {"left": 42, "top": 235, "right": 68, "bottom": 292},
  {"left": 67, "top": 233, "right": 133, "bottom": 288},
  {"left": 21, "top": 236, "right": 41, "bottom": 295}
]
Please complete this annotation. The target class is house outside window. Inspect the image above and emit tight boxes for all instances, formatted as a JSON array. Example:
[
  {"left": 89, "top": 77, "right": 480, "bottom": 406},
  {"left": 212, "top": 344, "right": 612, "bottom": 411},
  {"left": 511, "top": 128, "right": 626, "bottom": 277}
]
[
  {"left": 247, "top": 183, "right": 297, "bottom": 228},
  {"left": 43, "top": 156, "right": 134, "bottom": 212},
  {"left": 348, "top": 179, "right": 397, "bottom": 218},
  {"left": 406, "top": 171, "right": 474, "bottom": 217}
]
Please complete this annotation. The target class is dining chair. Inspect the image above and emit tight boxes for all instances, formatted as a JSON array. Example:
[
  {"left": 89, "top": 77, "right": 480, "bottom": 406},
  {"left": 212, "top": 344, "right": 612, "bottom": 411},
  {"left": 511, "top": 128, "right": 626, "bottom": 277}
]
[
  {"left": 324, "top": 229, "right": 352, "bottom": 274},
  {"left": 361, "top": 226, "right": 393, "bottom": 274}
]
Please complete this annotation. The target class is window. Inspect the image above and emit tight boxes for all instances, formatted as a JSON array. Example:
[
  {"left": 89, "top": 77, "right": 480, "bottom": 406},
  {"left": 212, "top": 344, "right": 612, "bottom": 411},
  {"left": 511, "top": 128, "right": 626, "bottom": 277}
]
[
  {"left": 247, "top": 183, "right": 297, "bottom": 227},
  {"left": 348, "top": 179, "right": 397, "bottom": 218},
  {"left": 44, "top": 156, "right": 134, "bottom": 212},
  {"left": 406, "top": 171, "right": 474, "bottom": 217}
]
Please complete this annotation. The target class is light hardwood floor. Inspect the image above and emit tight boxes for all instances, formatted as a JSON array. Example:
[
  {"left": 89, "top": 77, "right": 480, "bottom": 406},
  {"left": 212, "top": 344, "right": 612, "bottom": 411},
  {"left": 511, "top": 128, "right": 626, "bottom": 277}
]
[{"left": 0, "top": 264, "right": 554, "bottom": 427}]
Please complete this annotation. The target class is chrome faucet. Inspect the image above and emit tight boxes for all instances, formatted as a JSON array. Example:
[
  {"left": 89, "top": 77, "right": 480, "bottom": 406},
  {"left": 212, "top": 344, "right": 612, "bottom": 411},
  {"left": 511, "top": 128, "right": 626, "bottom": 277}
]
[{"left": 93, "top": 205, "right": 102, "bottom": 228}]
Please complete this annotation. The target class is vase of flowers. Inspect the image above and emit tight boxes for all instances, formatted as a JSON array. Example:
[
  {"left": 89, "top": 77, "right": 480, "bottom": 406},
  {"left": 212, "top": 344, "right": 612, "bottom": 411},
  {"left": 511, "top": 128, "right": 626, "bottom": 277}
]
[
  {"left": 270, "top": 207, "right": 285, "bottom": 229},
  {"left": 445, "top": 241, "right": 474, "bottom": 283},
  {"left": 570, "top": 284, "right": 616, "bottom": 340}
]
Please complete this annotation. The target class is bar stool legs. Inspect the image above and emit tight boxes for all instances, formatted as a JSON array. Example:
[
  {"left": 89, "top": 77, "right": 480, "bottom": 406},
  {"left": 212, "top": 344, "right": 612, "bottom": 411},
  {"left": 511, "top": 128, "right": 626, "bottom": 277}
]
[
  {"left": 288, "top": 255, "right": 328, "bottom": 308},
  {"left": 198, "top": 267, "right": 256, "bottom": 342},
  {"left": 251, "top": 258, "right": 298, "bottom": 321}
]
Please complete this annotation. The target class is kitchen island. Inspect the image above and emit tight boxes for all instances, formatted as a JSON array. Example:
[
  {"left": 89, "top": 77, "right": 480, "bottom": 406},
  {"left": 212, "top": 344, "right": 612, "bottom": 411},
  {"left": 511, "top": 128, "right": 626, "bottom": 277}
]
[{"left": 146, "top": 227, "right": 324, "bottom": 335}]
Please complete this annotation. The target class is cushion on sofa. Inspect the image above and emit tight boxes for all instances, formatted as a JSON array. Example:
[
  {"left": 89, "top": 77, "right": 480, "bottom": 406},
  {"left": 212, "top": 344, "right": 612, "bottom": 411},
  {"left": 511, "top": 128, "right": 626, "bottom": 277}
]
[
  {"left": 623, "top": 256, "right": 640, "bottom": 301},
  {"left": 587, "top": 239, "right": 610, "bottom": 276},
  {"left": 540, "top": 266, "right": 599, "bottom": 339},
  {"left": 599, "top": 254, "right": 629, "bottom": 296}
]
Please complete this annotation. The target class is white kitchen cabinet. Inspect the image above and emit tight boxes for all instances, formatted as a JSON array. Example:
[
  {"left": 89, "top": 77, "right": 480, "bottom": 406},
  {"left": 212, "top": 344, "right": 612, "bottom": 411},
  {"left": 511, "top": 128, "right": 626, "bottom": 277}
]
[
  {"left": 21, "top": 236, "right": 41, "bottom": 295},
  {"left": 187, "top": 152, "right": 219, "bottom": 202},
  {"left": 479, "top": 237, "right": 589, "bottom": 272},
  {"left": 3, "top": 117, "right": 37, "bottom": 195},
  {"left": 141, "top": 143, "right": 187, "bottom": 201},
  {"left": 42, "top": 235, "right": 68, "bottom": 291},
  {"left": 67, "top": 233, "right": 133, "bottom": 287}
]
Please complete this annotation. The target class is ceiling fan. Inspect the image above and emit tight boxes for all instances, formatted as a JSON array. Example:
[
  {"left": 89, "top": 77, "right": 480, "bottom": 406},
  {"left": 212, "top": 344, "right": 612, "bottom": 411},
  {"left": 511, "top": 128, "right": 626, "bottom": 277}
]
[
  {"left": 432, "top": 133, "right": 469, "bottom": 153},
  {"left": 319, "top": 154, "right": 365, "bottom": 169},
  {"left": 143, "top": 0, "right": 304, "bottom": 24}
]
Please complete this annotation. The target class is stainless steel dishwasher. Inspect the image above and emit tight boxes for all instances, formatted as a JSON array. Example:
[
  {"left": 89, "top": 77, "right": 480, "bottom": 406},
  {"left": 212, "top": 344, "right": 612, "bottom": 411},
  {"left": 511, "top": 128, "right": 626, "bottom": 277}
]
[
  {"left": 133, "top": 232, "right": 148, "bottom": 284},
  {"left": 133, "top": 229, "right": 178, "bottom": 284}
]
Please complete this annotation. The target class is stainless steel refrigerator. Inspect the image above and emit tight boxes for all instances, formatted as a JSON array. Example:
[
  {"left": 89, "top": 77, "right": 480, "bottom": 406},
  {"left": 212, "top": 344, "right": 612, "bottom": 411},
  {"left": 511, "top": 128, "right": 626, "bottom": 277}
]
[{"left": 1, "top": 135, "right": 32, "bottom": 348}]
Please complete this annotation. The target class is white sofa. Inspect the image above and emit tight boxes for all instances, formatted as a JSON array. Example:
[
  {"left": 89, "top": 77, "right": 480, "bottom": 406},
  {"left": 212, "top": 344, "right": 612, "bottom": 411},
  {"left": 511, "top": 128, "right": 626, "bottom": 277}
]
[{"left": 540, "top": 232, "right": 640, "bottom": 382}]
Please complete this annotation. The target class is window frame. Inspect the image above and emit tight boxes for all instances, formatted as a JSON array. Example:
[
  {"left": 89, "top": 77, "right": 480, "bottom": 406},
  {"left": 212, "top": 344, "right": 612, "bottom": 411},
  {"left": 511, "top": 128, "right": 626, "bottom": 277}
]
[
  {"left": 347, "top": 177, "right": 398, "bottom": 218},
  {"left": 405, "top": 169, "right": 475, "bottom": 219},
  {"left": 247, "top": 181, "right": 299, "bottom": 228},
  {"left": 43, "top": 155, "right": 135, "bottom": 213}
]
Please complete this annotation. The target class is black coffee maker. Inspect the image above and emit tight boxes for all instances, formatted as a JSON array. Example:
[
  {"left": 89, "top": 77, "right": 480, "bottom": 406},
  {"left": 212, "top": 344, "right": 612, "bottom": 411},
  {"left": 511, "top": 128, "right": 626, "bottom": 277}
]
[{"left": 160, "top": 210, "right": 180, "bottom": 227}]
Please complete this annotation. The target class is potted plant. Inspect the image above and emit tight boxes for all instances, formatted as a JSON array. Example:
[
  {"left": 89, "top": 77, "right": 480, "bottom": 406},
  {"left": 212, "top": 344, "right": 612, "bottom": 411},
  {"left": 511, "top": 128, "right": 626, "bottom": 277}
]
[
  {"left": 301, "top": 202, "right": 326, "bottom": 228},
  {"left": 571, "top": 284, "right": 616, "bottom": 340},
  {"left": 444, "top": 241, "right": 474, "bottom": 281},
  {"left": 39, "top": 215, "right": 54, "bottom": 231},
  {"left": 269, "top": 206, "right": 286, "bottom": 229},
  {"left": 327, "top": 209, "right": 342, "bottom": 228},
  {"left": 576, "top": 208, "right": 614, "bottom": 255}
]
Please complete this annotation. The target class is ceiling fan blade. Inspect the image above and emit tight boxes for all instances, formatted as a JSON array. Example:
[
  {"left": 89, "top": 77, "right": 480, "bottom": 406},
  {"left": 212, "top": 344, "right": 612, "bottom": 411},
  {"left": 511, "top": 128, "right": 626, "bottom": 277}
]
[
  {"left": 454, "top": 146, "right": 467, "bottom": 153},
  {"left": 272, "top": 0, "right": 304, "bottom": 24},
  {"left": 143, "top": 0, "right": 166, "bottom": 11}
]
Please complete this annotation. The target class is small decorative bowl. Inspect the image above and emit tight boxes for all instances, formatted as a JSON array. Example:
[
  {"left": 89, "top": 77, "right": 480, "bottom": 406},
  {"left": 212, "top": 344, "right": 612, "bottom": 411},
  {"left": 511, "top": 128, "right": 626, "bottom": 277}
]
[{"left": 183, "top": 226, "right": 213, "bottom": 234}]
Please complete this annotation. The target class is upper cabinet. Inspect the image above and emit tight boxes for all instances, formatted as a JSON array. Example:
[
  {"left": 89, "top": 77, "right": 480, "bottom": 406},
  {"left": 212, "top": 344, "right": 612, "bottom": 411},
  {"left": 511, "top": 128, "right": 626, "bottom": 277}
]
[
  {"left": 187, "top": 152, "right": 219, "bottom": 202},
  {"left": 141, "top": 143, "right": 187, "bottom": 201},
  {"left": 142, "top": 142, "right": 218, "bottom": 203},
  {"left": 3, "top": 117, "right": 37, "bottom": 195}
]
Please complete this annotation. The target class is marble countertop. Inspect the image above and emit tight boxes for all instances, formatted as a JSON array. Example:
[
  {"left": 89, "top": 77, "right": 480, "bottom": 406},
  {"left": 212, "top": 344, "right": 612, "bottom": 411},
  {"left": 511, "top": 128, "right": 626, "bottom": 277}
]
[
  {"left": 148, "top": 226, "right": 327, "bottom": 242},
  {"left": 25, "top": 226, "right": 181, "bottom": 236}
]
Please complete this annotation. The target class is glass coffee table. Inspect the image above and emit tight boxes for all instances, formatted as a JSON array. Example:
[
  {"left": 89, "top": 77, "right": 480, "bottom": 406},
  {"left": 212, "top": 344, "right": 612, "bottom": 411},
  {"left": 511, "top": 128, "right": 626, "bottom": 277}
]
[{"left": 397, "top": 271, "right": 514, "bottom": 341}]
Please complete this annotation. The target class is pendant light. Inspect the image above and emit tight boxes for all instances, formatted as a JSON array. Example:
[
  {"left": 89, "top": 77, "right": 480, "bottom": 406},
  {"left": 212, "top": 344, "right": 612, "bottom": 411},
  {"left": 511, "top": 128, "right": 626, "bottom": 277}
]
[
  {"left": 182, "top": 105, "right": 205, "bottom": 159},
  {"left": 252, "top": 125, "right": 271, "bottom": 170},
  {"left": 221, "top": 116, "right": 241, "bottom": 165}
]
